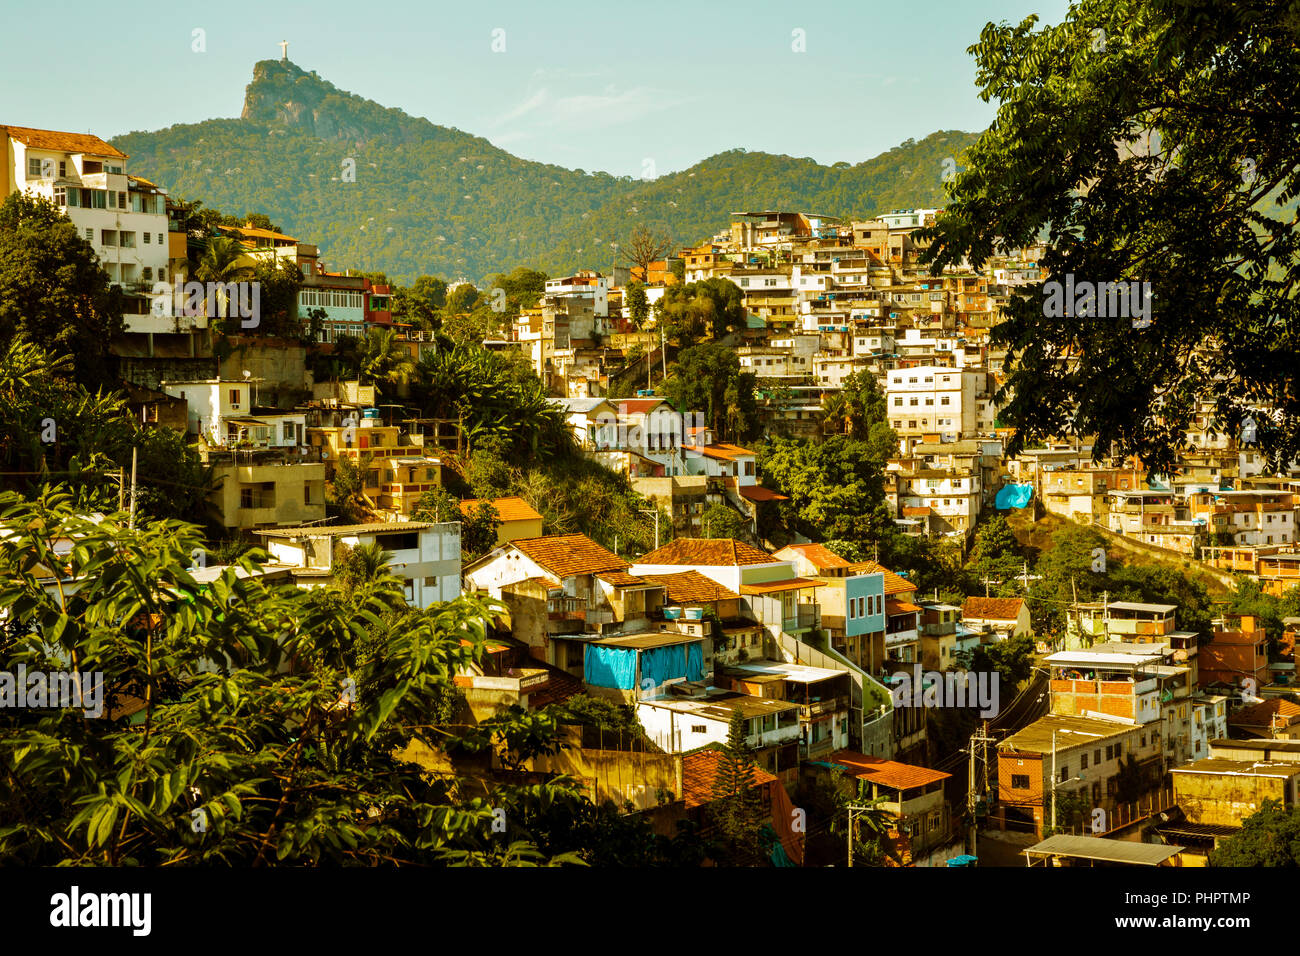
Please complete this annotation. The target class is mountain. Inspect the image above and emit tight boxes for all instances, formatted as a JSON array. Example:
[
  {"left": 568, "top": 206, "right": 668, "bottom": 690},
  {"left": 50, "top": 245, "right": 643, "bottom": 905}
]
[{"left": 112, "top": 60, "right": 981, "bottom": 284}]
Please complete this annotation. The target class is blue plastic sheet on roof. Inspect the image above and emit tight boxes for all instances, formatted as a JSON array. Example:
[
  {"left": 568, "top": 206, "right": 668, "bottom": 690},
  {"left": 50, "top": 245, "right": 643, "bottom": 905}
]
[
  {"left": 584, "top": 644, "right": 637, "bottom": 689},
  {"left": 995, "top": 483, "right": 1034, "bottom": 510}
]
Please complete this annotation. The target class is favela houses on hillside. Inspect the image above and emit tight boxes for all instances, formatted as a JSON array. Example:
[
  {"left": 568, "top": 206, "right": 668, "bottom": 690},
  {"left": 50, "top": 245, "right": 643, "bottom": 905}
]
[{"left": 0, "top": 1, "right": 1296, "bottom": 930}]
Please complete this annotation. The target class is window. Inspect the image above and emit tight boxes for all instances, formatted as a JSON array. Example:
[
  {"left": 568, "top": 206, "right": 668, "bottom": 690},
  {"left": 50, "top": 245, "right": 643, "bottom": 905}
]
[
  {"left": 85, "top": 228, "right": 93, "bottom": 242},
  {"left": 119, "top": 232, "right": 135, "bottom": 248},
  {"left": 27, "top": 156, "right": 43, "bottom": 176},
  {"left": 423, "top": 576, "right": 438, "bottom": 588},
  {"left": 53, "top": 186, "right": 66, "bottom": 205},
  {"left": 59, "top": 161, "right": 66, "bottom": 177},
  {"left": 89, "top": 190, "right": 107, "bottom": 209},
  {"left": 142, "top": 267, "right": 152, "bottom": 281},
  {"left": 1081, "top": 753, "right": 1088, "bottom": 770},
  {"left": 101, "top": 230, "right": 116, "bottom": 247},
  {"left": 1058, "top": 765, "right": 1069, "bottom": 783},
  {"left": 691, "top": 724, "right": 707, "bottom": 734},
  {"left": 228, "top": 389, "right": 241, "bottom": 407},
  {"left": 1011, "top": 774, "right": 1030, "bottom": 789},
  {"left": 282, "top": 422, "right": 294, "bottom": 442},
  {"left": 144, "top": 232, "right": 151, "bottom": 243},
  {"left": 157, "top": 233, "right": 164, "bottom": 245}
]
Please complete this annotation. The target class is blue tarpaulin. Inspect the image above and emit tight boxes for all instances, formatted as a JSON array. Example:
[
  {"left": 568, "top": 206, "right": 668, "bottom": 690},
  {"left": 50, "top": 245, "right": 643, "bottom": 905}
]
[
  {"left": 639, "top": 644, "right": 687, "bottom": 689},
  {"left": 584, "top": 644, "right": 637, "bottom": 689},
  {"left": 686, "top": 642, "right": 704, "bottom": 682},
  {"left": 995, "top": 483, "right": 1034, "bottom": 510}
]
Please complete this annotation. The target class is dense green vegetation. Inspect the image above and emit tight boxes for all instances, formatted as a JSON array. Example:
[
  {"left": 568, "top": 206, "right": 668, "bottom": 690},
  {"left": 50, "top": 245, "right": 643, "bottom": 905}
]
[{"left": 112, "top": 60, "right": 978, "bottom": 284}]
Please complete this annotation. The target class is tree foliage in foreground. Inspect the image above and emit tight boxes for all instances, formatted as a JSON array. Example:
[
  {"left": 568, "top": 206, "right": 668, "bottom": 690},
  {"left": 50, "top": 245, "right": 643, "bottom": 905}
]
[
  {"left": 0, "top": 489, "right": 589, "bottom": 865},
  {"left": 921, "top": 0, "right": 1300, "bottom": 474}
]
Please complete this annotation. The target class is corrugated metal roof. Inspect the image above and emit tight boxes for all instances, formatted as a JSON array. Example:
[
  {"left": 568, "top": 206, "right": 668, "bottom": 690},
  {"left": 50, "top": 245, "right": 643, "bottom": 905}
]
[{"left": 1025, "top": 835, "right": 1183, "bottom": 865}]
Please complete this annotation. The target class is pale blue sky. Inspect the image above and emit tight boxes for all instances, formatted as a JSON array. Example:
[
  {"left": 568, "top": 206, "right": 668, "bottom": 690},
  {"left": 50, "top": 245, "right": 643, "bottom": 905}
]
[{"left": 0, "top": 0, "right": 1068, "bottom": 175}]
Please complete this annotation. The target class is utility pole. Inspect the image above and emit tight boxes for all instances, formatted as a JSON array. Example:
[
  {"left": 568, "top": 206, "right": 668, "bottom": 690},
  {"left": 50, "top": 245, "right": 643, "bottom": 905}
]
[
  {"left": 1050, "top": 729, "right": 1058, "bottom": 833},
  {"left": 128, "top": 446, "right": 138, "bottom": 529},
  {"left": 118, "top": 467, "right": 125, "bottom": 512},
  {"left": 966, "top": 722, "right": 996, "bottom": 857}
]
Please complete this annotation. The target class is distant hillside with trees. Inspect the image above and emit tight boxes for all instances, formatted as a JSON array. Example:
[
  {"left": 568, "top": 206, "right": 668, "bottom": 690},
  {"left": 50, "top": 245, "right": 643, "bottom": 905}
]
[{"left": 112, "top": 60, "right": 979, "bottom": 284}]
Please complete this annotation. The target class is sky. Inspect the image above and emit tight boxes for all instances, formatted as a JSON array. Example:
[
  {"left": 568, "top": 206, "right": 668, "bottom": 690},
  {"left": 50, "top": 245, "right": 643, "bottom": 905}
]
[{"left": 0, "top": 0, "right": 1069, "bottom": 176}]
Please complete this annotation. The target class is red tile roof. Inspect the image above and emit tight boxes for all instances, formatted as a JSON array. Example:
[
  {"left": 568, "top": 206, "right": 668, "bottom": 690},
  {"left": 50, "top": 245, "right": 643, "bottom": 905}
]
[
  {"left": 699, "top": 443, "right": 755, "bottom": 461},
  {"left": 459, "top": 496, "right": 542, "bottom": 524},
  {"left": 638, "top": 538, "right": 775, "bottom": 567},
  {"left": 776, "top": 543, "right": 851, "bottom": 570},
  {"left": 641, "top": 570, "right": 739, "bottom": 603},
  {"left": 1228, "top": 698, "right": 1300, "bottom": 727},
  {"left": 1, "top": 124, "right": 127, "bottom": 159},
  {"left": 681, "top": 748, "right": 777, "bottom": 808},
  {"left": 885, "top": 598, "right": 922, "bottom": 615},
  {"left": 512, "top": 533, "right": 628, "bottom": 577},
  {"left": 962, "top": 597, "right": 1026, "bottom": 622},
  {"left": 827, "top": 750, "right": 952, "bottom": 791},
  {"left": 847, "top": 560, "right": 917, "bottom": 595},
  {"left": 615, "top": 399, "right": 668, "bottom": 415},
  {"left": 737, "top": 484, "right": 788, "bottom": 502},
  {"left": 596, "top": 570, "right": 653, "bottom": 588}
]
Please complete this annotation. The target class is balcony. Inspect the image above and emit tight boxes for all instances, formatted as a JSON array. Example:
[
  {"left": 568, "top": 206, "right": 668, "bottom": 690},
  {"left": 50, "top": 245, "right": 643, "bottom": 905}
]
[
  {"left": 799, "top": 737, "right": 835, "bottom": 759},
  {"left": 799, "top": 697, "right": 845, "bottom": 719},
  {"left": 782, "top": 605, "right": 819, "bottom": 632}
]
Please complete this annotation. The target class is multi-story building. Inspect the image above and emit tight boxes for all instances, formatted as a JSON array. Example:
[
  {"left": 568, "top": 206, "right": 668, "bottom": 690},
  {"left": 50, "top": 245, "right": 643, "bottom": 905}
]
[
  {"left": 257, "top": 520, "right": 462, "bottom": 608},
  {"left": 2, "top": 124, "right": 171, "bottom": 332}
]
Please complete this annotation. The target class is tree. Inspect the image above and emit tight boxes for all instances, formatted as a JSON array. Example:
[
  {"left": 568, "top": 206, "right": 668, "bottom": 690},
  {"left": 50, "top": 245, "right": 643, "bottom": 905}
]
[
  {"left": 757, "top": 436, "right": 894, "bottom": 547},
  {"left": 490, "top": 267, "right": 548, "bottom": 315},
  {"left": 966, "top": 515, "right": 1025, "bottom": 596},
  {"left": 661, "top": 343, "right": 758, "bottom": 442},
  {"left": 624, "top": 225, "right": 673, "bottom": 283},
  {"left": 656, "top": 279, "right": 745, "bottom": 344},
  {"left": 394, "top": 275, "right": 448, "bottom": 330},
  {"left": 242, "top": 256, "right": 303, "bottom": 339},
  {"left": 358, "top": 327, "right": 417, "bottom": 392},
  {"left": 460, "top": 500, "right": 502, "bottom": 561},
  {"left": 0, "top": 192, "right": 123, "bottom": 389},
  {"left": 707, "top": 711, "right": 771, "bottom": 866},
  {"left": 624, "top": 281, "right": 650, "bottom": 329},
  {"left": 0, "top": 489, "right": 587, "bottom": 866},
  {"left": 919, "top": 0, "right": 1300, "bottom": 474},
  {"left": 195, "top": 237, "right": 250, "bottom": 287},
  {"left": 1209, "top": 800, "right": 1300, "bottom": 867},
  {"left": 700, "top": 502, "right": 752, "bottom": 542}
]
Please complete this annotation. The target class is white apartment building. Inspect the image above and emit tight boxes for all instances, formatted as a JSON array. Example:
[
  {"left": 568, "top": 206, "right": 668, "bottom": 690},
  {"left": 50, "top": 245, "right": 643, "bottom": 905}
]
[
  {"left": 886, "top": 365, "right": 984, "bottom": 439},
  {"left": 258, "top": 521, "right": 463, "bottom": 608},
  {"left": 2, "top": 125, "right": 171, "bottom": 331}
]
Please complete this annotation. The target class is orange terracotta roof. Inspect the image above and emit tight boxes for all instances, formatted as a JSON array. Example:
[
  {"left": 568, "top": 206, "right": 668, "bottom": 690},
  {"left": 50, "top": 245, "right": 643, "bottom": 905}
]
[
  {"left": 459, "top": 496, "right": 542, "bottom": 524},
  {"left": 615, "top": 399, "right": 668, "bottom": 414},
  {"left": 638, "top": 538, "right": 774, "bottom": 567},
  {"left": 681, "top": 748, "right": 776, "bottom": 808},
  {"left": 737, "top": 484, "right": 788, "bottom": 502},
  {"left": 962, "top": 596, "right": 1025, "bottom": 621},
  {"left": 597, "top": 570, "right": 654, "bottom": 588},
  {"left": 1, "top": 124, "right": 127, "bottom": 159},
  {"left": 1228, "top": 698, "right": 1300, "bottom": 726},
  {"left": 885, "top": 598, "right": 922, "bottom": 615},
  {"left": 776, "top": 543, "right": 851, "bottom": 570},
  {"left": 641, "top": 570, "right": 739, "bottom": 603},
  {"left": 902, "top": 506, "right": 933, "bottom": 517},
  {"left": 223, "top": 224, "right": 298, "bottom": 242},
  {"left": 512, "top": 533, "right": 628, "bottom": 577},
  {"left": 740, "top": 577, "right": 826, "bottom": 595},
  {"left": 698, "top": 443, "right": 755, "bottom": 461},
  {"left": 847, "top": 560, "right": 917, "bottom": 595},
  {"left": 827, "top": 749, "right": 951, "bottom": 791}
]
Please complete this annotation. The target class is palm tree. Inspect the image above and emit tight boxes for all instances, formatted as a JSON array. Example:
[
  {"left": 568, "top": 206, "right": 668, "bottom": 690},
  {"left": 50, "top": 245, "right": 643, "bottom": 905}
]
[
  {"left": 821, "top": 391, "right": 862, "bottom": 438},
  {"left": 195, "top": 236, "right": 250, "bottom": 321},
  {"left": 359, "top": 327, "right": 417, "bottom": 392}
]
